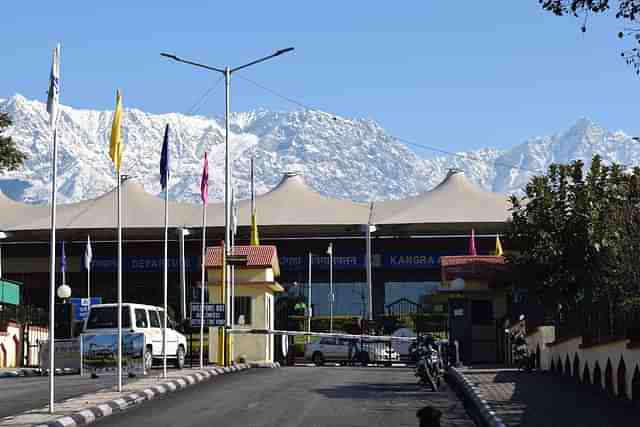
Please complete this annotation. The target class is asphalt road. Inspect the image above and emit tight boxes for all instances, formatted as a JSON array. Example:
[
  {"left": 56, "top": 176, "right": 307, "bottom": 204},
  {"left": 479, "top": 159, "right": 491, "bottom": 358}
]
[
  {"left": 96, "top": 366, "right": 477, "bottom": 427},
  {"left": 0, "top": 368, "right": 179, "bottom": 419}
]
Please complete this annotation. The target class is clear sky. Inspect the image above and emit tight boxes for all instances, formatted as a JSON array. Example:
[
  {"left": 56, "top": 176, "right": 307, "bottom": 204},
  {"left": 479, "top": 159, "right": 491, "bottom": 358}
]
[{"left": 1, "top": 1, "right": 637, "bottom": 156}]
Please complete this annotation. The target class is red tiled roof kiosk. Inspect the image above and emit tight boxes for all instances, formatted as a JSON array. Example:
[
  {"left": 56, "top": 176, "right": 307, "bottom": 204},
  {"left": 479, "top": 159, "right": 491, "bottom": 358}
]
[{"left": 205, "top": 245, "right": 283, "bottom": 364}]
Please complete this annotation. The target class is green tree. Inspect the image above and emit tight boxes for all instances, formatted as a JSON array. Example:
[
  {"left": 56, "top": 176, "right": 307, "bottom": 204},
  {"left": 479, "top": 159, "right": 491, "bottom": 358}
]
[
  {"left": 538, "top": 1, "right": 640, "bottom": 74},
  {"left": 507, "top": 155, "right": 640, "bottom": 330},
  {"left": 0, "top": 112, "right": 27, "bottom": 172}
]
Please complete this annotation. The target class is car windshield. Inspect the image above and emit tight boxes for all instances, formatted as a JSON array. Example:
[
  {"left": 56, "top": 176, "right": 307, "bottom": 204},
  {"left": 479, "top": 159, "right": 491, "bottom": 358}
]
[{"left": 86, "top": 306, "right": 131, "bottom": 329}]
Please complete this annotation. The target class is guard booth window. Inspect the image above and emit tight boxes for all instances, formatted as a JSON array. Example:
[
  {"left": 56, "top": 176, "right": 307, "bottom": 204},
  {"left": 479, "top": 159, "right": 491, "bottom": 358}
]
[{"left": 235, "top": 296, "right": 252, "bottom": 325}]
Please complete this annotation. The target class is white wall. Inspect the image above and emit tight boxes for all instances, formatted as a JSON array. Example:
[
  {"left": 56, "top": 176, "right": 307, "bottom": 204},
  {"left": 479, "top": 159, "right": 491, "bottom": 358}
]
[{"left": 527, "top": 327, "right": 640, "bottom": 400}]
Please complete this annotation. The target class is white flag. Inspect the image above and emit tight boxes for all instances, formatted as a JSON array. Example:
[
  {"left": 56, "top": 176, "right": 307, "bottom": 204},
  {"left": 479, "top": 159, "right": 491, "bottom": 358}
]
[
  {"left": 84, "top": 235, "right": 93, "bottom": 270},
  {"left": 231, "top": 187, "right": 238, "bottom": 237},
  {"left": 46, "top": 44, "right": 61, "bottom": 129}
]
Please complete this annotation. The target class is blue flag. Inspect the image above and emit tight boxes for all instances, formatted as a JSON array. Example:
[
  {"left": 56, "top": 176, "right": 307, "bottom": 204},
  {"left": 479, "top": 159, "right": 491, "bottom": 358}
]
[
  {"left": 160, "top": 124, "right": 170, "bottom": 190},
  {"left": 60, "top": 240, "right": 66, "bottom": 273}
]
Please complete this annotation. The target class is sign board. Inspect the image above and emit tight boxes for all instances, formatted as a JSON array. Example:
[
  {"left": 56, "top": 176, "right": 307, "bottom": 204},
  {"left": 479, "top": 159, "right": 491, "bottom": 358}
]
[
  {"left": 70, "top": 297, "right": 103, "bottom": 321},
  {"left": 190, "top": 303, "right": 225, "bottom": 327},
  {"left": 80, "top": 333, "right": 145, "bottom": 376},
  {"left": 0, "top": 279, "right": 21, "bottom": 305},
  {"left": 90, "top": 256, "right": 199, "bottom": 273}
]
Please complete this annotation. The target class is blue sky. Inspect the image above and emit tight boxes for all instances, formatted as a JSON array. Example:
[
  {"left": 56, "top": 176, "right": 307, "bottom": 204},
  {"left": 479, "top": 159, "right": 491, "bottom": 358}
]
[{"left": 1, "top": 2, "right": 637, "bottom": 156}]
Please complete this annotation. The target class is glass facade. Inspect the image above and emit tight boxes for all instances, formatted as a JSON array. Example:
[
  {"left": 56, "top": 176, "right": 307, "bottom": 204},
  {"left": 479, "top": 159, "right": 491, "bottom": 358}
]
[
  {"left": 384, "top": 282, "right": 441, "bottom": 307},
  {"left": 283, "top": 282, "right": 369, "bottom": 317}
]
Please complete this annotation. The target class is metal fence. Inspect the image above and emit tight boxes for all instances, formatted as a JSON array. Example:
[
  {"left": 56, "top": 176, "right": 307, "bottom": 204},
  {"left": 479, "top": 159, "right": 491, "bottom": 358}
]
[
  {"left": 0, "top": 304, "right": 48, "bottom": 331},
  {"left": 555, "top": 299, "right": 640, "bottom": 345}
]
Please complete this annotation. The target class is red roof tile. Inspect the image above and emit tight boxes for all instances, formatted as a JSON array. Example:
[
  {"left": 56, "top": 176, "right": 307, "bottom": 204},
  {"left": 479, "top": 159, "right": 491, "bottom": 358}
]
[
  {"left": 205, "top": 245, "right": 278, "bottom": 268},
  {"left": 440, "top": 255, "right": 505, "bottom": 267}
]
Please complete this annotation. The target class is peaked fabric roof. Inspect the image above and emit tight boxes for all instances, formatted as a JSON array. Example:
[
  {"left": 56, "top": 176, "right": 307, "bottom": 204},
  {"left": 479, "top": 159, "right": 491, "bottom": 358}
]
[
  {"left": 6, "top": 178, "right": 201, "bottom": 231},
  {"left": 0, "top": 190, "right": 49, "bottom": 230},
  {"left": 372, "top": 170, "right": 511, "bottom": 225},
  {"left": 233, "top": 172, "right": 371, "bottom": 226},
  {"left": 0, "top": 170, "right": 512, "bottom": 233},
  {"left": 205, "top": 245, "right": 279, "bottom": 276}
]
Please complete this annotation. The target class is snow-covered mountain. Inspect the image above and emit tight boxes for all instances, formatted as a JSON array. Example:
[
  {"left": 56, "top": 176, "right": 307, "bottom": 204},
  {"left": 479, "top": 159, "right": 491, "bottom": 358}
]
[{"left": 1, "top": 94, "right": 640, "bottom": 204}]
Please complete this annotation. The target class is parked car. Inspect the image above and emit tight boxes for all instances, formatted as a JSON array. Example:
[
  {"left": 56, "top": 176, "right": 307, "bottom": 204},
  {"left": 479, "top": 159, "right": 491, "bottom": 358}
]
[
  {"left": 304, "top": 337, "right": 400, "bottom": 366},
  {"left": 83, "top": 303, "right": 188, "bottom": 370}
]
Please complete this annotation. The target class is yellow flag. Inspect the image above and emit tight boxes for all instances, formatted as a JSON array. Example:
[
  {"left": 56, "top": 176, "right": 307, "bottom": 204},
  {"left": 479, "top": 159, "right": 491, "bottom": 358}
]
[
  {"left": 250, "top": 212, "right": 260, "bottom": 246},
  {"left": 495, "top": 235, "right": 504, "bottom": 256},
  {"left": 109, "top": 90, "right": 123, "bottom": 172}
]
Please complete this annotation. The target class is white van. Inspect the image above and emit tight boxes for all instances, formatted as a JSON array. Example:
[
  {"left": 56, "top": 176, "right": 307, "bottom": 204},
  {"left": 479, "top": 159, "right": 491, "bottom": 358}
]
[{"left": 83, "top": 303, "right": 188, "bottom": 370}]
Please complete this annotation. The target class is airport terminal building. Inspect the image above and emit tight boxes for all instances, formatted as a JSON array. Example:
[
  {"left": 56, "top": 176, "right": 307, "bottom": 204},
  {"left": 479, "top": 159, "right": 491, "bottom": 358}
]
[{"left": 0, "top": 169, "right": 514, "bottom": 363}]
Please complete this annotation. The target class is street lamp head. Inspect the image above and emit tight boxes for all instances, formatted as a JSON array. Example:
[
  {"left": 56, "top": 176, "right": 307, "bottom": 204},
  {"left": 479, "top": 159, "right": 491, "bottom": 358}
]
[
  {"left": 0, "top": 231, "right": 8, "bottom": 240},
  {"left": 274, "top": 47, "right": 294, "bottom": 57},
  {"left": 57, "top": 284, "right": 71, "bottom": 300},
  {"left": 160, "top": 53, "right": 180, "bottom": 61}
]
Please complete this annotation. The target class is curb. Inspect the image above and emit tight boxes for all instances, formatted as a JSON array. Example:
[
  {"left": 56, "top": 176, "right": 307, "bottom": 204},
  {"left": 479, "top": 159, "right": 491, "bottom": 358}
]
[
  {"left": 34, "top": 362, "right": 279, "bottom": 427},
  {"left": 448, "top": 367, "right": 506, "bottom": 427}
]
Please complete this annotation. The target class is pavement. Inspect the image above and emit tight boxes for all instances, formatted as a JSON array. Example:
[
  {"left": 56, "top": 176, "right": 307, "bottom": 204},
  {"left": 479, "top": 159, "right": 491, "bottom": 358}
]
[
  {"left": 457, "top": 367, "right": 639, "bottom": 427},
  {"left": 92, "top": 365, "right": 477, "bottom": 427},
  {"left": 0, "top": 364, "right": 275, "bottom": 427}
]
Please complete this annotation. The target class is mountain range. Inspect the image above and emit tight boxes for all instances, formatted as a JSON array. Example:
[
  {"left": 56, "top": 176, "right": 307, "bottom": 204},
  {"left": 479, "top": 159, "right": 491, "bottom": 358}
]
[{"left": 1, "top": 94, "right": 639, "bottom": 205}]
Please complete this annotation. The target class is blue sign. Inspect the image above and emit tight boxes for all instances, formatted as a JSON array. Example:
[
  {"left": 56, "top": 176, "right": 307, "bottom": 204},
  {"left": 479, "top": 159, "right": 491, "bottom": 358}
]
[
  {"left": 279, "top": 252, "right": 464, "bottom": 271},
  {"left": 70, "top": 297, "right": 102, "bottom": 321},
  {"left": 90, "top": 256, "right": 199, "bottom": 273}
]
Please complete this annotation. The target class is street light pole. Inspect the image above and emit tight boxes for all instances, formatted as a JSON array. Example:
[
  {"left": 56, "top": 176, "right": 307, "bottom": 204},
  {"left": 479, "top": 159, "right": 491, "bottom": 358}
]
[
  {"left": 307, "top": 252, "right": 312, "bottom": 341},
  {"left": 161, "top": 47, "right": 294, "bottom": 366},
  {"left": 327, "top": 243, "right": 333, "bottom": 333}
]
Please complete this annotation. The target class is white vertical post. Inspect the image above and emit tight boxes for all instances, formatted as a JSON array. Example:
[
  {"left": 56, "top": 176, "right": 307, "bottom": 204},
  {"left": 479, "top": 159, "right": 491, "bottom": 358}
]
[
  {"left": 199, "top": 203, "right": 207, "bottom": 369},
  {"left": 48, "top": 128, "right": 58, "bottom": 413},
  {"left": 328, "top": 243, "right": 333, "bottom": 334},
  {"left": 179, "top": 229, "right": 186, "bottom": 321},
  {"left": 366, "top": 224, "right": 373, "bottom": 321},
  {"left": 307, "top": 252, "right": 312, "bottom": 341},
  {"left": 162, "top": 185, "right": 169, "bottom": 378},
  {"left": 117, "top": 174, "right": 123, "bottom": 391},
  {"left": 224, "top": 67, "right": 231, "bottom": 366}
]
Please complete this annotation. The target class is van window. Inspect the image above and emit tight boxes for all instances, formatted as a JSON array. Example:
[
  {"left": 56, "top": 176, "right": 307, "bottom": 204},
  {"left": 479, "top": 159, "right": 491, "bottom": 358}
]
[
  {"left": 86, "top": 306, "right": 131, "bottom": 329},
  {"left": 135, "top": 308, "right": 148, "bottom": 328},
  {"left": 148, "top": 310, "right": 161, "bottom": 328}
]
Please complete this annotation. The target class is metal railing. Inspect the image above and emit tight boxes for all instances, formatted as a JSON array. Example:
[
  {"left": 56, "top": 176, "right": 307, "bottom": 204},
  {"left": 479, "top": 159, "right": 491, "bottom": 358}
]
[
  {"left": 0, "top": 304, "right": 48, "bottom": 331},
  {"left": 555, "top": 300, "right": 640, "bottom": 345}
]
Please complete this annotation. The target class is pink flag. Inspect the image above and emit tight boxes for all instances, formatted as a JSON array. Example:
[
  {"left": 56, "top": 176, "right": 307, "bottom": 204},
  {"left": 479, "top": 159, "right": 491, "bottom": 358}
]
[
  {"left": 200, "top": 152, "right": 208, "bottom": 204},
  {"left": 469, "top": 229, "right": 477, "bottom": 256}
]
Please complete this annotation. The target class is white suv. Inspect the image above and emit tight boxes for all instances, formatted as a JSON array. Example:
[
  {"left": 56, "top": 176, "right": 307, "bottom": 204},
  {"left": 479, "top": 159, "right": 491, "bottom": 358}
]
[{"left": 83, "top": 303, "right": 188, "bottom": 370}]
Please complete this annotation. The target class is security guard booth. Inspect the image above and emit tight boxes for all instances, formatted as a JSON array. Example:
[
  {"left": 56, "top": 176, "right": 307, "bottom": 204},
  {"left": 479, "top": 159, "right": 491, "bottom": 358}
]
[
  {"left": 439, "top": 255, "right": 509, "bottom": 364},
  {"left": 206, "top": 245, "right": 283, "bottom": 364}
]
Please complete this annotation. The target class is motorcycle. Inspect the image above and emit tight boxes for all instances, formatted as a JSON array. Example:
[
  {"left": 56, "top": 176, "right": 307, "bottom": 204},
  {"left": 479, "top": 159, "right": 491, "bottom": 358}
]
[
  {"left": 511, "top": 330, "right": 533, "bottom": 372},
  {"left": 411, "top": 335, "right": 443, "bottom": 391}
]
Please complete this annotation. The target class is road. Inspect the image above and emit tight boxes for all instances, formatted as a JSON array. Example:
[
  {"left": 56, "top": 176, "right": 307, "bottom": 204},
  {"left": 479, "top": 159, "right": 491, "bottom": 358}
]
[
  {"left": 0, "top": 367, "right": 180, "bottom": 419},
  {"left": 96, "top": 366, "right": 476, "bottom": 427}
]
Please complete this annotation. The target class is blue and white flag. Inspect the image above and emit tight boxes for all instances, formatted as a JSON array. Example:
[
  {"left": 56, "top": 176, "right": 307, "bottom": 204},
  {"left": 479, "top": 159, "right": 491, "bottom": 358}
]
[
  {"left": 46, "top": 44, "right": 60, "bottom": 129},
  {"left": 60, "top": 240, "right": 66, "bottom": 273},
  {"left": 84, "top": 235, "right": 93, "bottom": 271},
  {"left": 160, "top": 124, "right": 170, "bottom": 190}
]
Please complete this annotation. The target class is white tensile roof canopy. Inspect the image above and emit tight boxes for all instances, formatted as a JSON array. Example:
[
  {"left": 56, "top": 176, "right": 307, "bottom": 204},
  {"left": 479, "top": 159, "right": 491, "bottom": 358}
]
[{"left": 0, "top": 170, "right": 511, "bottom": 234}]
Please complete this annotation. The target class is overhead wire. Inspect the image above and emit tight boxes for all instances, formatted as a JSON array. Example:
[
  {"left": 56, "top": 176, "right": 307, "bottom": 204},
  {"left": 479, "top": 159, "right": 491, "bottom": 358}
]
[{"left": 235, "top": 73, "right": 546, "bottom": 175}]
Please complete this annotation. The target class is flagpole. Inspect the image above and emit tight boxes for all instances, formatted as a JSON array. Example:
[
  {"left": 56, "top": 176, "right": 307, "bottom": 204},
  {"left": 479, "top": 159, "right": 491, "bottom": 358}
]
[
  {"left": 162, "top": 184, "right": 168, "bottom": 378},
  {"left": 48, "top": 128, "right": 58, "bottom": 414},
  {"left": 87, "top": 237, "right": 91, "bottom": 304},
  {"left": 117, "top": 173, "right": 123, "bottom": 391},
  {"left": 200, "top": 202, "right": 206, "bottom": 369}
]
